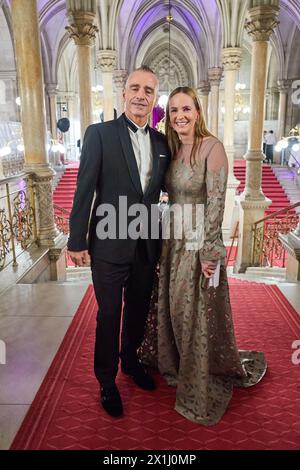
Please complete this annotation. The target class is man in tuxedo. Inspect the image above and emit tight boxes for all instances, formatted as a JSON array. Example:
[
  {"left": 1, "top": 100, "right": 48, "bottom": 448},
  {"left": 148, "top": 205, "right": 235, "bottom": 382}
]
[{"left": 67, "top": 65, "right": 170, "bottom": 417}]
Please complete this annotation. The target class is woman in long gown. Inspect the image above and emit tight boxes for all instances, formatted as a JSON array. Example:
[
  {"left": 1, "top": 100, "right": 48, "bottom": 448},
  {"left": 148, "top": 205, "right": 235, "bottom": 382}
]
[{"left": 140, "top": 87, "right": 266, "bottom": 426}]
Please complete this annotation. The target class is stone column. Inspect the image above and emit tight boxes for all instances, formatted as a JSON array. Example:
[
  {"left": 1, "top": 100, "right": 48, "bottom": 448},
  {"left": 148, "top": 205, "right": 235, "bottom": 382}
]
[
  {"left": 45, "top": 83, "right": 58, "bottom": 140},
  {"left": 11, "top": 0, "right": 58, "bottom": 246},
  {"left": 277, "top": 79, "right": 290, "bottom": 139},
  {"left": 235, "top": 4, "right": 279, "bottom": 272},
  {"left": 64, "top": 91, "right": 78, "bottom": 158},
  {"left": 113, "top": 69, "right": 128, "bottom": 117},
  {"left": 197, "top": 81, "right": 210, "bottom": 124},
  {"left": 97, "top": 50, "right": 117, "bottom": 121},
  {"left": 221, "top": 48, "right": 242, "bottom": 240},
  {"left": 208, "top": 67, "right": 223, "bottom": 137},
  {"left": 66, "top": 6, "right": 98, "bottom": 140}
]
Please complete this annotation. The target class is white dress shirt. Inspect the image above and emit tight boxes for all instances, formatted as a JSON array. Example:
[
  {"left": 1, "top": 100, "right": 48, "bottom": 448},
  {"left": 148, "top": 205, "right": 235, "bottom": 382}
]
[{"left": 127, "top": 118, "right": 153, "bottom": 193}]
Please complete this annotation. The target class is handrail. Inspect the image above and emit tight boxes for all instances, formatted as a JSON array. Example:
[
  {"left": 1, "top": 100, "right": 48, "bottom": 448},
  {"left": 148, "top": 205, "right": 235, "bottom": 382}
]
[
  {"left": 252, "top": 202, "right": 300, "bottom": 267},
  {"left": 53, "top": 204, "right": 70, "bottom": 235},
  {"left": 254, "top": 202, "right": 300, "bottom": 226},
  {"left": 53, "top": 204, "right": 71, "bottom": 216},
  {"left": 0, "top": 172, "right": 27, "bottom": 185},
  {"left": 0, "top": 175, "right": 37, "bottom": 271},
  {"left": 287, "top": 149, "right": 300, "bottom": 168}
]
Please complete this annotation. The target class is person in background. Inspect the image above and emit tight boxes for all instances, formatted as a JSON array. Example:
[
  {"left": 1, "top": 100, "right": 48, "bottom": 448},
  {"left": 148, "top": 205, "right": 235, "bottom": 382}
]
[
  {"left": 265, "top": 130, "right": 276, "bottom": 164},
  {"left": 263, "top": 130, "right": 267, "bottom": 156}
]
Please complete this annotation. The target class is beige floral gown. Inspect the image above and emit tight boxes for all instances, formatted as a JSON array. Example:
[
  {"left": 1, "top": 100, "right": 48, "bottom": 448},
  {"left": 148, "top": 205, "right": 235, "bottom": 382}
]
[{"left": 140, "top": 137, "right": 266, "bottom": 426}]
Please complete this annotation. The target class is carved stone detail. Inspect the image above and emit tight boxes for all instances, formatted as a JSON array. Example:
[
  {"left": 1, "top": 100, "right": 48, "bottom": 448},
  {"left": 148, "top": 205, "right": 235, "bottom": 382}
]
[
  {"left": 221, "top": 47, "right": 242, "bottom": 71},
  {"left": 66, "top": 11, "right": 98, "bottom": 47},
  {"left": 197, "top": 81, "right": 210, "bottom": 95},
  {"left": 97, "top": 50, "right": 117, "bottom": 72},
  {"left": 208, "top": 67, "right": 223, "bottom": 86},
  {"left": 33, "top": 170, "right": 59, "bottom": 244},
  {"left": 277, "top": 79, "right": 291, "bottom": 94},
  {"left": 245, "top": 5, "right": 279, "bottom": 41},
  {"left": 113, "top": 69, "right": 128, "bottom": 89},
  {"left": 45, "top": 83, "right": 58, "bottom": 96}
]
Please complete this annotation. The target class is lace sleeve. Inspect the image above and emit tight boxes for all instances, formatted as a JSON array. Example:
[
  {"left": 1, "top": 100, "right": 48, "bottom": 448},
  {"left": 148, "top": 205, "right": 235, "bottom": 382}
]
[{"left": 199, "top": 141, "right": 228, "bottom": 263}]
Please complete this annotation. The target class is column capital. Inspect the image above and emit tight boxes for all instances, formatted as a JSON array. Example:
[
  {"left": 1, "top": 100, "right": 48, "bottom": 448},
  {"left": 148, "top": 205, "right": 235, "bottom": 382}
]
[
  {"left": 245, "top": 5, "right": 279, "bottom": 42},
  {"left": 277, "top": 79, "right": 292, "bottom": 93},
  {"left": 97, "top": 50, "right": 117, "bottom": 72},
  {"left": 66, "top": 11, "right": 98, "bottom": 47},
  {"left": 113, "top": 69, "right": 128, "bottom": 89},
  {"left": 197, "top": 80, "right": 210, "bottom": 95},
  {"left": 221, "top": 47, "right": 242, "bottom": 71},
  {"left": 208, "top": 67, "right": 223, "bottom": 86},
  {"left": 45, "top": 83, "right": 58, "bottom": 96}
]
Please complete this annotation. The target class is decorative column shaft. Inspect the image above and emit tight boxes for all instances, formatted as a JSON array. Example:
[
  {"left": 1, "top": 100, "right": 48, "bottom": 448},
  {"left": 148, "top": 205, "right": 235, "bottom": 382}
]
[
  {"left": 197, "top": 81, "right": 210, "bottom": 124},
  {"left": 221, "top": 47, "right": 242, "bottom": 240},
  {"left": 208, "top": 67, "right": 223, "bottom": 137},
  {"left": 11, "top": 0, "right": 58, "bottom": 245},
  {"left": 113, "top": 69, "right": 128, "bottom": 117},
  {"left": 243, "top": 5, "right": 279, "bottom": 199},
  {"left": 46, "top": 83, "right": 58, "bottom": 140},
  {"left": 277, "top": 79, "right": 290, "bottom": 139},
  {"left": 66, "top": 7, "right": 98, "bottom": 140},
  {"left": 221, "top": 48, "right": 242, "bottom": 168},
  {"left": 97, "top": 50, "right": 117, "bottom": 121},
  {"left": 235, "top": 4, "right": 279, "bottom": 272}
]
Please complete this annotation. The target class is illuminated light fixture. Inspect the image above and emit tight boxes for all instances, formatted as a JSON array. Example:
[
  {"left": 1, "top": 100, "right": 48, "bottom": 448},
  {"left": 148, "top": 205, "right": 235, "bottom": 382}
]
[
  {"left": 158, "top": 95, "right": 168, "bottom": 109},
  {"left": 16, "top": 96, "right": 21, "bottom": 106},
  {"left": 92, "top": 85, "right": 103, "bottom": 92},
  {"left": 0, "top": 146, "right": 12, "bottom": 157}
]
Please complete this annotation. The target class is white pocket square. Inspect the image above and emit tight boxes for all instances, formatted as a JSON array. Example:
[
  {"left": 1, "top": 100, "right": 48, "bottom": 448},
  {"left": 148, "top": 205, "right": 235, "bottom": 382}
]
[{"left": 159, "top": 154, "right": 167, "bottom": 158}]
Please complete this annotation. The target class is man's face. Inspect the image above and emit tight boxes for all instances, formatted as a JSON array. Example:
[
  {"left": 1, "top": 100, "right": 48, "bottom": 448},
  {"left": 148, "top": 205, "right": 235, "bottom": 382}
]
[{"left": 123, "top": 70, "right": 158, "bottom": 125}]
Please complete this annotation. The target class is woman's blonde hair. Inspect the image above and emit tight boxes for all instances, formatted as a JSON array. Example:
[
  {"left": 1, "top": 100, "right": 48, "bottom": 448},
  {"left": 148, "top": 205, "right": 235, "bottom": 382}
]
[{"left": 165, "top": 86, "right": 214, "bottom": 167}]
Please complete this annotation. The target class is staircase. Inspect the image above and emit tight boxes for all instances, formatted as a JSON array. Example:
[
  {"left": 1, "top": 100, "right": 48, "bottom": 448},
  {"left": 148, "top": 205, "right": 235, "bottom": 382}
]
[
  {"left": 53, "top": 162, "right": 79, "bottom": 214},
  {"left": 234, "top": 161, "right": 296, "bottom": 217},
  {"left": 272, "top": 166, "right": 300, "bottom": 213}
]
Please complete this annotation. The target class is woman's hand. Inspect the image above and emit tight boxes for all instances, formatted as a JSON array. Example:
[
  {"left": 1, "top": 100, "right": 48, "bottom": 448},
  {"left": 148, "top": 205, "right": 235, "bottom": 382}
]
[{"left": 201, "top": 260, "right": 218, "bottom": 278}]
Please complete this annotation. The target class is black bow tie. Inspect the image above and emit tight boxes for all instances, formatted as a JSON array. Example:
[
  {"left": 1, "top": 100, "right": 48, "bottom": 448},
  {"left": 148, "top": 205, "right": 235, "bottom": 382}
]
[{"left": 123, "top": 113, "right": 149, "bottom": 134}]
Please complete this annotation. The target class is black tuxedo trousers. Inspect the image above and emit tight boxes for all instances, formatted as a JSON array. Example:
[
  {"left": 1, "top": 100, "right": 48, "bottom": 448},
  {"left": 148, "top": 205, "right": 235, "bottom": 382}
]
[{"left": 92, "top": 239, "right": 156, "bottom": 386}]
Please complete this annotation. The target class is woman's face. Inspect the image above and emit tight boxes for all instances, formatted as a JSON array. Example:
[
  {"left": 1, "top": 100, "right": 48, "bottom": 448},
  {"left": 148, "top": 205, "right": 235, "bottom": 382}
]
[{"left": 169, "top": 93, "right": 199, "bottom": 139}]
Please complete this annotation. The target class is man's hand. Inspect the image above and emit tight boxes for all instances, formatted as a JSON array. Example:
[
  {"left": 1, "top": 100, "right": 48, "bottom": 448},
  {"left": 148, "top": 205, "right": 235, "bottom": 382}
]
[
  {"left": 201, "top": 260, "right": 218, "bottom": 278},
  {"left": 68, "top": 250, "right": 90, "bottom": 267}
]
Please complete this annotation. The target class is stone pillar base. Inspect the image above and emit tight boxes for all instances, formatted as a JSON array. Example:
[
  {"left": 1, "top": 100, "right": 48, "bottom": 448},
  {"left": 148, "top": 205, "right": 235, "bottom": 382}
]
[
  {"left": 279, "top": 232, "right": 300, "bottom": 281},
  {"left": 48, "top": 233, "right": 68, "bottom": 281},
  {"left": 25, "top": 164, "right": 60, "bottom": 246},
  {"left": 234, "top": 196, "right": 272, "bottom": 273}
]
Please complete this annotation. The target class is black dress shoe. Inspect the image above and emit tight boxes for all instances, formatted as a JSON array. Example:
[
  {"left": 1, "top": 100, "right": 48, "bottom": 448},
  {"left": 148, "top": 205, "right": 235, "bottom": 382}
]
[
  {"left": 122, "top": 363, "right": 156, "bottom": 391},
  {"left": 100, "top": 384, "right": 123, "bottom": 417}
]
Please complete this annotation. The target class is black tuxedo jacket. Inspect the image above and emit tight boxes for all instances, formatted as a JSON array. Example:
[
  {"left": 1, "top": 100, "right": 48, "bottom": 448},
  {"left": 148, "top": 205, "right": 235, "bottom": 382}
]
[{"left": 67, "top": 113, "right": 170, "bottom": 264}]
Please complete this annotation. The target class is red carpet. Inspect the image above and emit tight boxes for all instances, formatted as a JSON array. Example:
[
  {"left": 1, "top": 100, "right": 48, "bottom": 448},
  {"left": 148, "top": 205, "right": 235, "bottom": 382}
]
[
  {"left": 234, "top": 161, "right": 295, "bottom": 217},
  {"left": 11, "top": 281, "right": 300, "bottom": 450},
  {"left": 54, "top": 161, "right": 294, "bottom": 219},
  {"left": 53, "top": 162, "right": 79, "bottom": 213}
]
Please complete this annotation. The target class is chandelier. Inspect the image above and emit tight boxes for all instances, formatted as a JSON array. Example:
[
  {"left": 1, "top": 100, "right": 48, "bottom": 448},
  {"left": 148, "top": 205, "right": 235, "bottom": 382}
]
[{"left": 275, "top": 124, "right": 300, "bottom": 171}]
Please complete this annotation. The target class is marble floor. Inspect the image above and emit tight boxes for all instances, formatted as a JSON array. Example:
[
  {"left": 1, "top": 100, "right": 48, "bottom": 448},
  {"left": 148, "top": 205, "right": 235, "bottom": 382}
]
[
  {"left": 0, "top": 276, "right": 299, "bottom": 450},
  {"left": 0, "top": 281, "right": 89, "bottom": 450}
]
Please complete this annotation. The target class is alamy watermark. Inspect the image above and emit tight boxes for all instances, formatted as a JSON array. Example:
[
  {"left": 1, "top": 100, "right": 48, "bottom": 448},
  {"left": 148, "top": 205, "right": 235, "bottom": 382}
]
[
  {"left": 95, "top": 196, "right": 205, "bottom": 250},
  {"left": 291, "top": 80, "right": 300, "bottom": 105},
  {"left": 291, "top": 339, "right": 300, "bottom": 365},
  {"left": 0, "top": 339, "right": 6, "bottom": 365}
]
